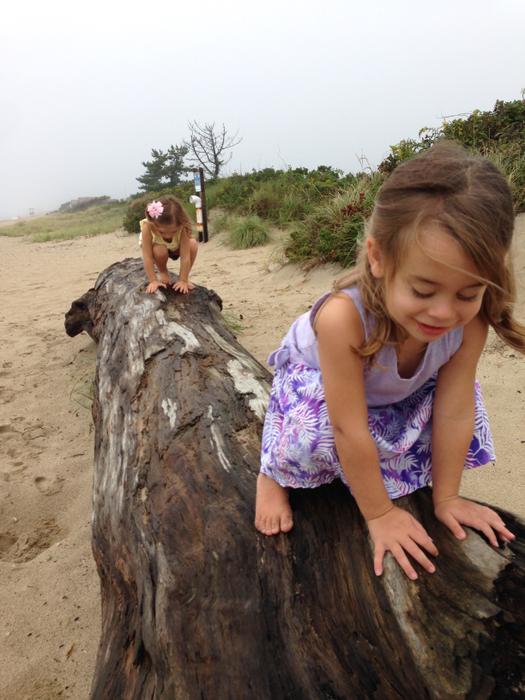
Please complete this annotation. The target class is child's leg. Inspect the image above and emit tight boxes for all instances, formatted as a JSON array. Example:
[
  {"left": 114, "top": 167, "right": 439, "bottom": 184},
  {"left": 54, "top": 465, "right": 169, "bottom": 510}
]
[
  {"left": 152, "top": 244, "right": 170, "bottom": 285},
  {"left": 255, "top": 473, "right": 293, "bottom": 535}
]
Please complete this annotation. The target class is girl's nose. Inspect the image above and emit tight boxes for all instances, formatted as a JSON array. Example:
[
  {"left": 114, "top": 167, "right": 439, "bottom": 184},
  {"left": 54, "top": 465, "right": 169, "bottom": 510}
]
[{"left": 428, "top": 299, "right": 455, "bottom": 323}]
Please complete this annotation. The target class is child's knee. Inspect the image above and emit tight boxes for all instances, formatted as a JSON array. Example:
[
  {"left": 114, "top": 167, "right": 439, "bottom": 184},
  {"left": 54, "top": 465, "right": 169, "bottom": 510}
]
[{"left": 152, "top": 245, "right": 168, "bottom": 264}]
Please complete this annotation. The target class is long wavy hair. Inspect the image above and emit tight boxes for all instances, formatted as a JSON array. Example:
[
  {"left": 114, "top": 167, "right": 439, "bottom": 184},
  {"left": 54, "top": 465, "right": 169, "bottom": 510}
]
[
  {"left": 145, "top": 195, "right": 193, "bottom": 238},
  {"left": 334, "top": 141, "right": 525, "bottom": 359}
]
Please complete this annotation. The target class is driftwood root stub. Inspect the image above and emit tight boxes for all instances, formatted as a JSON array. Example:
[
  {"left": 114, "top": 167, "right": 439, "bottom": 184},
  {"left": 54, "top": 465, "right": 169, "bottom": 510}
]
[{"left": 65, "top": 258, "right": 525, "bottom": 700}]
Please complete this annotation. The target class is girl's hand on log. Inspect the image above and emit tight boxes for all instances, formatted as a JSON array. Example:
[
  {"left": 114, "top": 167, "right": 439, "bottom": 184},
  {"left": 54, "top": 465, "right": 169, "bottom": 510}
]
[
  {"left": 367, "top": 506, "right": 438, "bottom": 580},
  {"left": 173, "top": 280, "right": 193, "bottom": 294},
  {"left": 434, "top": 496, "right": 515, "bottom": 547},
  {"left": 146, "top": 280, "right": 166, "bottom": 294}
]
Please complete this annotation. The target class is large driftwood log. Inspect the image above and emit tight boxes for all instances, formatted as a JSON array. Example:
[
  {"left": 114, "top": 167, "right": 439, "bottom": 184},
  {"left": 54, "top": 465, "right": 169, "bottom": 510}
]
[{"left": 66, "top": 258, "right": 525, "bottom": 700}]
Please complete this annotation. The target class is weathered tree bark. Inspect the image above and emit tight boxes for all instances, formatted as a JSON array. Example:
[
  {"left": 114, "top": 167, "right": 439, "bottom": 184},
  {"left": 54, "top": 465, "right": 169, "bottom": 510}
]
[{"left": 66, "top": 258, "right": 525, "bottom": 700}]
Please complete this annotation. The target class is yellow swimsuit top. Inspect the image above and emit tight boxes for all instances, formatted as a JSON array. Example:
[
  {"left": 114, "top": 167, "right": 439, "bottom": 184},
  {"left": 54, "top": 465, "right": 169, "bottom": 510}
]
[{"left": 140, "top": 219, "right": 181, "bottom": 251}]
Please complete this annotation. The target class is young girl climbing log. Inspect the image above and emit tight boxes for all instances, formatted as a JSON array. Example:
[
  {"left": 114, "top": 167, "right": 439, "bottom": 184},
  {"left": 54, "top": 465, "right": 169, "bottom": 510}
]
[{"left": 256, "top": 142, "right": 524, "bottom": 580}]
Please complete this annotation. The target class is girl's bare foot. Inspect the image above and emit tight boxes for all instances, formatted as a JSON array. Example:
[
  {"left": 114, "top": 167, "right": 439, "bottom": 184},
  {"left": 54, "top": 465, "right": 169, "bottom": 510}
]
[
  {"left": 255, "top": 474, "right": 293, "bottom": 535},
  {"left": 159, "top": 272, "right": 170, "bottom": 285}
]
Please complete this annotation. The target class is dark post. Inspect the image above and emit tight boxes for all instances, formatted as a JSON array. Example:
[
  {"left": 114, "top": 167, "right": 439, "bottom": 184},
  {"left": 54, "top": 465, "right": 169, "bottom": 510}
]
[{"left": 199, "top": 167, "right": 209, "bottom": 243}]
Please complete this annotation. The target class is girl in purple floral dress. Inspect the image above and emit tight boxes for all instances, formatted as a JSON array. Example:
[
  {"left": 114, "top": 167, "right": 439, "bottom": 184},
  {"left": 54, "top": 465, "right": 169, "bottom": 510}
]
[{"left": 255, "top": 143, "right": 525, "bottom": 581}]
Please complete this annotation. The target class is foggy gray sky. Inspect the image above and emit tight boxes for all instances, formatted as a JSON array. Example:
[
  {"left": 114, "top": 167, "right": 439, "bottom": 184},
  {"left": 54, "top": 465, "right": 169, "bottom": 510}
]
[{"left": 1, "top": 0, "right": 524, "bottom": 219}]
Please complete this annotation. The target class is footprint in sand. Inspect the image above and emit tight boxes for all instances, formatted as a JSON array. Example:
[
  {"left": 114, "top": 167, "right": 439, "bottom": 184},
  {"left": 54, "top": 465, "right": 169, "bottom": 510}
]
[
  {"left": 0, "top": 386, "right": 16, "bottom": 404},
  {"left": 0, "top": 518, "right": 63, "bottom": 562},
  {"left": 34, "top": 475, "right": 65, "bottom": 496},
  {"left": 0, "top": 532, "right": 17, "bottom": 555},
  {"left": 0, "top": 420, "right": 49, "bottom": 478}
]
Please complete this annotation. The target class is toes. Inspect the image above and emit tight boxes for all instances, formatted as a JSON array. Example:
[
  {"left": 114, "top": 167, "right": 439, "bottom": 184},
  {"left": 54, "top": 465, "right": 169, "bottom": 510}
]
[
  {"left": 268, "top": 517, "right": 281, "bottom": 535},
  {"left": 280, "top": 513, "right": 294, "bottom": 533},
  {"left": 255, "top": 510, "right": 293, "bottom": 536}
]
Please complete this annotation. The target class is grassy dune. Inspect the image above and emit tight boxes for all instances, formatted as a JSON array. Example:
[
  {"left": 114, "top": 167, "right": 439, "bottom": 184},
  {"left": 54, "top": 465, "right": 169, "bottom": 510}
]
[{"left": 0, "top": 202, "right": 127, "bottom": 242}]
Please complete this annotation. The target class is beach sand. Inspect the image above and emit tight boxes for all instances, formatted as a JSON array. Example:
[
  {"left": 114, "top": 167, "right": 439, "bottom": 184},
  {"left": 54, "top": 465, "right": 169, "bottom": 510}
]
[{"left": 0, "top": 218, "right": 524, "bottom": 699}]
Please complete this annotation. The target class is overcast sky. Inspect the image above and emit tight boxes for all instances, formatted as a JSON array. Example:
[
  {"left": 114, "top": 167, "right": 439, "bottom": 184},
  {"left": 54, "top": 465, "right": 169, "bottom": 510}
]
[{"left": 1, "top": 0, "right": 523, "bottom": 219}]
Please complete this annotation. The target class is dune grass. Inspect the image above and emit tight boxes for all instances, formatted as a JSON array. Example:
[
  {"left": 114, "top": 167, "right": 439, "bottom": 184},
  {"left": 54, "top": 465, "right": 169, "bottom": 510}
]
[
  {"left": 286, "top": 174, "right": 384, "bottom": 266},
  {"left": 228, "top": 215, "right": 271, "bottom": 249},
  {"left": 0, "top": 202, "right": 127, "bottom": 242}
]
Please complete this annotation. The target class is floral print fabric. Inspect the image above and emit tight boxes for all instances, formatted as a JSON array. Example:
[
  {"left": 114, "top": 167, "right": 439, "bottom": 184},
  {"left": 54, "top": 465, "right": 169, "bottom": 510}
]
[{"left": 260, "top": 361, "right": 495, "bottom": 499}]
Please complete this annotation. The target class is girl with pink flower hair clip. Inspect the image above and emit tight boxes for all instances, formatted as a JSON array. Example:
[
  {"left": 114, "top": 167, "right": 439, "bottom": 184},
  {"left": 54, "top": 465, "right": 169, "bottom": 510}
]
[{"left": 139, "top": 195, "right": 198, "bottom": 294}]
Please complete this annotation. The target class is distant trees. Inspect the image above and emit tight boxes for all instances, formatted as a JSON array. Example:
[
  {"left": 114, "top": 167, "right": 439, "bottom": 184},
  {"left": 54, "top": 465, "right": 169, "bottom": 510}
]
[
  {"left": 58, "top": 196, "right": 115, "bottom": 213},
  {"left": 184, "top": 121, "right": 242, "bottom": 178},
  {"left": 136, "top": 123, "right": 242, "bottom": 190},
  {"left": 136, "top": 144, "right": 190, "bottom": 192}
]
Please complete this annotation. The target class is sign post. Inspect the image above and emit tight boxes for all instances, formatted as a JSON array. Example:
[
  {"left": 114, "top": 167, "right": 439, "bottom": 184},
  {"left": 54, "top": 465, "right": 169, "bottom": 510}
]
[{"left": 192, "top": 168, "right": 209, "bottom": 243}]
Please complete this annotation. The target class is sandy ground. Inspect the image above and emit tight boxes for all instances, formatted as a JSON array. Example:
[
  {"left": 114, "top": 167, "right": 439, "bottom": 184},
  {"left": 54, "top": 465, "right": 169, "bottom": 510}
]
[{"left": 0, "top": 218, "right": 524, "bottom": 699}]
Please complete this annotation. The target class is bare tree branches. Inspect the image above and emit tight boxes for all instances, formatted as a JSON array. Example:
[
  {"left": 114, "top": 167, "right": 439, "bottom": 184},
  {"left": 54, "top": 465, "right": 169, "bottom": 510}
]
[{"left": 185, "top": 121, "right": 242, "bottom": 178}]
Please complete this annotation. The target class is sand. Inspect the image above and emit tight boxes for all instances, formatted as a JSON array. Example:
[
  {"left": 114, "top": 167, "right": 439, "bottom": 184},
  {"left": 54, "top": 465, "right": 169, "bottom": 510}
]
[{"left": 0, "top": 218, "right": 524, "bottom": 699}]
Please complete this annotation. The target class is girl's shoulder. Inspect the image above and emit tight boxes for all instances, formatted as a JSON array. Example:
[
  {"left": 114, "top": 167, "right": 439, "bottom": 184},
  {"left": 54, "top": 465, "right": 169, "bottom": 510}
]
[
  {"left": 313, "top": 286, "right": 367, "bottom": 329},
  {"left": 139, "top": 218, "right": 152, "bottom": 234},
  {"left": 313, "top": 288, "right": 365, "bottom": 348}
]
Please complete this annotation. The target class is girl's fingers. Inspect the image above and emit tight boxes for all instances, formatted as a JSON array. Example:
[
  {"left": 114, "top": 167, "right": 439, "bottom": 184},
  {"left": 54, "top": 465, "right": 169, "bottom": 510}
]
[
  {"left": 478, "top": 522, "right": 499, "bottom": 548},
  {"left": 402, "top": 540, "right": 436, "bottom": 574},
  {"left": 411, "top": 529, "right": 439, "bottom": 557},
  {"left": 442, "top": 513, "right": 467, "bottom": 540},
  {"left": 498, "top": 527, "right": 516, "bottom": 541},
  {"left": 390, "top": 545, "right": 418, "bottom": 581},
  {"left": 373, "top": 545, "right": 385, "bottom": 576},
  {"left": 489, "top": 519, "right": 515, "bottom": 541}
]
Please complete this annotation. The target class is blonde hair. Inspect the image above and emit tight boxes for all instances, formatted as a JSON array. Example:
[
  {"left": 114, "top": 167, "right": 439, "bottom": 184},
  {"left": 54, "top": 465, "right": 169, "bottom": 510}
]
[
  {"left": 335, "top": 142, "right": 525, "bottom": 359},
  {"left": 145, "top": 195, "right": 193, "bottom": 239}
]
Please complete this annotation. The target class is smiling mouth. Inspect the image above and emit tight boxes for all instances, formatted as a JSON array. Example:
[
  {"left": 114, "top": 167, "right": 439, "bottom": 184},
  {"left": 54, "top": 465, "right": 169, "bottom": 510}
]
[{"left": 416, "top": 322, "right": 450, "bottom": 334}]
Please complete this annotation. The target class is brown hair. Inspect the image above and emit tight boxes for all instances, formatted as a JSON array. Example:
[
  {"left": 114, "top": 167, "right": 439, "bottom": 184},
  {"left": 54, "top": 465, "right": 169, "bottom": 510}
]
[
  {"left": 145, "top": 195, "right": 193, "bottom": 238},
  {"left": 335, "top": 141, "right": 525, "bottom": 357}
]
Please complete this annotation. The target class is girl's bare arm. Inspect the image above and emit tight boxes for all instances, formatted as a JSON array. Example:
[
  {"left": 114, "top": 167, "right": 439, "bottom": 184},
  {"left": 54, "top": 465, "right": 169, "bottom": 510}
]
[
  {"left": 140, "top": 224, "right": 158, "bottom": 284},
  {"left": 317, "top": 296, "right": 391, "bottom": 518},
  {"left": 431, "top": 316, "right": 488, "bottom": 502},
  {"left": 177, "top": 230, "right": 192, "bottom": 283},
  {"left": 317, "top": 296, "right": 438, "bottom": 579},
  {"left": 432, "top": 316, "right": 514, "bottom": 544}
]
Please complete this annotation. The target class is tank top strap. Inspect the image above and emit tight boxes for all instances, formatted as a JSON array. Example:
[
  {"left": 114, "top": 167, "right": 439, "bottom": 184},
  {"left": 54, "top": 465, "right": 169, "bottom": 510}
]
[{"left": 309, "top": 287, "right": 371, "bottom": 338}]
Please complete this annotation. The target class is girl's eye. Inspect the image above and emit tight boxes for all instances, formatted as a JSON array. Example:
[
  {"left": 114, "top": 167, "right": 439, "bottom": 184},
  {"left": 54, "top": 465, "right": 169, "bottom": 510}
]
[
  {"left": 457, "top": 294, "right": 478, "bottom": 302},
  {"left": 411, "top": 288, "right": 433, "bottom": 299}
]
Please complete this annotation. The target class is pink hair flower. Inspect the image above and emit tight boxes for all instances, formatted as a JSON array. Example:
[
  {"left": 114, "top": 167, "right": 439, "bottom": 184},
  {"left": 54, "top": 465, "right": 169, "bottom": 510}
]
[{"left": 147, "top": 200, "right": 164, "bottom": 219}]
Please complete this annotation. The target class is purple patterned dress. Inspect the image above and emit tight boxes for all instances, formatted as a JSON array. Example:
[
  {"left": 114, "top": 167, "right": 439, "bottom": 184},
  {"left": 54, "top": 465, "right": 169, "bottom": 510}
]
[{"left": 260, "top": 287, "right": 495, "bottom": 499}]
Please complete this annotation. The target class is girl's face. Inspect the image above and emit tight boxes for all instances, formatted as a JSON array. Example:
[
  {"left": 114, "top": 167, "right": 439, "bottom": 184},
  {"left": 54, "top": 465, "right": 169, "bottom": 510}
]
[
  {"left": 367, "top": 224, "right": 487, "bottom": 343},
  {"left": 154, "top": 221, "right": 178, "bottom": 238}
]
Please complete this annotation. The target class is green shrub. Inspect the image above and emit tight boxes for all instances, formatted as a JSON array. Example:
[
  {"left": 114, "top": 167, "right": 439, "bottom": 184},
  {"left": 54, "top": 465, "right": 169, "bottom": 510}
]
[
  {"left": 212, "top": 211, "right": 231, "bottom": 232},
  {"left": 484, "top": 142, "right": 525, "bottom": 212},
  {"left": 246, "top": 183, "right": 283, "bottom": 221},
  {"left": 277, "top": 189, "right": 311, "bottom": 224},
  {"left": 286, "top": 175, "right": 384, "bottom": 266},
  {"left": 228, "top": 215, "right": 270, "bottom": 249},
  {"left": 205, "top": 175, "right": 258, "bottom": 212}
]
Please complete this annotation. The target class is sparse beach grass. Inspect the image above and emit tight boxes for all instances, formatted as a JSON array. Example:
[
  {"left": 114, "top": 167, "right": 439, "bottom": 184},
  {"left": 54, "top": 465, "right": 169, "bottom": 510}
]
[
  {"left": 0, "top": 202, "right": 127, "bottom": 242},
  {"left": 228, "top": 215, "right": 271, "bottom": 249}
]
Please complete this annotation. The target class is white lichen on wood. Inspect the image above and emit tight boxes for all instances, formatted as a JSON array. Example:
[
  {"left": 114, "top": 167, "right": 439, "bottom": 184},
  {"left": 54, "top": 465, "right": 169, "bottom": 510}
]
[
  {"left": 161, "top": 399, "right": 177, "bottom": 429},
  {"left": 204, "top": 324, "right": 261, "bottom": 375},
  {"left": 227, "top": 359, "right": 269, "bottom": 421},
  {"left": 155, "top": 310, "right": 200, "bottom": 354},
  {"left": 203, "top": 324, "right": 269, "bottom": 420},
  {"left": 207, "top": 406, "right": 232, "bottom": 472}
]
